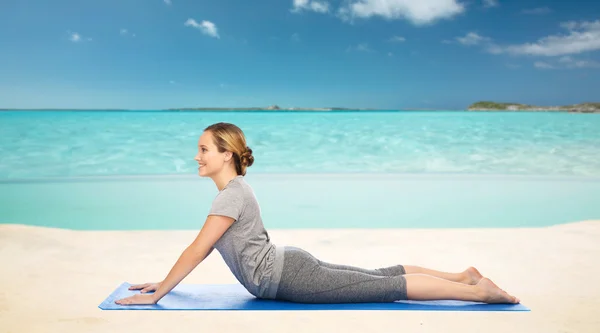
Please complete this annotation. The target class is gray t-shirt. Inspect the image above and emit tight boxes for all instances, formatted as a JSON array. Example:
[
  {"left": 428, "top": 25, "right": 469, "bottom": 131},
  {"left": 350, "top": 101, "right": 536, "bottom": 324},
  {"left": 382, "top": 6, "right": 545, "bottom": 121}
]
[{"left": 208, "top": 175, "right": 284, "bottom": 299}]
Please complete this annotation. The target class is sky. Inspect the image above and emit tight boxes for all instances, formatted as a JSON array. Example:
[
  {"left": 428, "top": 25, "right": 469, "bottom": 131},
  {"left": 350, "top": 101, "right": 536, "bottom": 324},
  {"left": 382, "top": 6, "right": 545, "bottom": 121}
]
[{"left": 0, "top": 0, "right": 599, "bottom": 110}]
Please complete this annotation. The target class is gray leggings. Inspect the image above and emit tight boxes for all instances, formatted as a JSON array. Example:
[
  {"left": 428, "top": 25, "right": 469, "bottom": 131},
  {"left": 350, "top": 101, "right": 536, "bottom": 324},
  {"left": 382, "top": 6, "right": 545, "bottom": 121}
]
[{"left": 274, "top": 246, "right": 408, "bottom": 303}]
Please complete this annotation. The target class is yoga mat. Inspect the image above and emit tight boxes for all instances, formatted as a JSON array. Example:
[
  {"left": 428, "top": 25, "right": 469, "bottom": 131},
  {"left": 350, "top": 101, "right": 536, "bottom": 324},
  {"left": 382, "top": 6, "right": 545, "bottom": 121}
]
[{"left": 99, "top": 282, "right": 530, "bottom": 311}]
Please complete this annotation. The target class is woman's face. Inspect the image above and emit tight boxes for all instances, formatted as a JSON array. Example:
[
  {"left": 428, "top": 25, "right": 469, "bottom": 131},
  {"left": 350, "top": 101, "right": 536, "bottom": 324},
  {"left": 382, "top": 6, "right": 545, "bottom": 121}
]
[{"left": 194, "top": 131, "right": 228, "bottom": 177}]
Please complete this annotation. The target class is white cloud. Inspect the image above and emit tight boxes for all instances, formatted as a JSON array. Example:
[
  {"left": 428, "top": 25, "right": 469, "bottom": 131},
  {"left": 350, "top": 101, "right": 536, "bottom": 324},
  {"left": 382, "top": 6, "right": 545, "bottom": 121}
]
[
  {"left": 184, "top": 19, "right": 220, "bottom": 39},
  {"left": 456, "top": 32, "right": 491, "bottom": 45},
  {"left": 120, "top": 29, "right": 136, "bottom": 37},
  {"left": 346, "top": 43, "right": 374, "bottom": 52},
  {"left": 356, "top": 43, "right": 372, "bottom": 52},
  {"left": 445, "top": 32, "right": 491, "bottom": 46},
  {"left": 68, "top": 31, "right": 91, "bottom": 42},
  {"left": 338, "top": 0, "right": 465, "bottom": 25},
  {"left": 558, "top": 56, "right": 574, "bottom": 63},
  {"left": 70, "top": 33, "right": 81, "bottom": 42},
  {"left": 560, "top": 21, "right": 578, "bottom": 31},
  {"left": 483, "top": 0, "right": 498, "bottom": 8},
  {"left": 534, "top": 61, "right": 554, "bottom": 69},
  {"left": 521, "top": 7, "right": 552, "bottom": 15},
  {"left": 310, "top": 1, "right": 329, "bottom": 12},
  {"left": 291, "top": 0, "right": 330, "bottom": 13},
  {"left": 490, "top": 20, "right": 600, "bottom": 56},
  {"left": 164, "top": 0, "right": 172, "bottom": 5},
  {"left": 532, "top": 56, "right": 600, "bottom": 70},
  {"left": 447, "top": 21, "right": 600, "bottom": 71},
  {"left": 389, "top": 36, "right": 406, "bottom": 42},
  {"left": 558, "top": 56, "right": 600, "bottom": 68}
]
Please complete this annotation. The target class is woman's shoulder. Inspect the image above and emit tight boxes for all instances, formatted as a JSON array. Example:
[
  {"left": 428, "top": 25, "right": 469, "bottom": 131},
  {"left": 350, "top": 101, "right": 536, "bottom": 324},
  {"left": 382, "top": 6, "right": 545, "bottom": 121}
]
[{"left": 216, "top": 177, "right": 249, "bottom": 200}]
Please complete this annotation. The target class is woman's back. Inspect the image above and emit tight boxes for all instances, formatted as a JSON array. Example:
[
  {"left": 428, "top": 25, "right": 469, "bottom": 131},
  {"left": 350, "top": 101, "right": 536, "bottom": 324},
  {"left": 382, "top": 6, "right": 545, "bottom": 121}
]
[{"left": 208, "top": 175, "right": 284, "bottom": 299}]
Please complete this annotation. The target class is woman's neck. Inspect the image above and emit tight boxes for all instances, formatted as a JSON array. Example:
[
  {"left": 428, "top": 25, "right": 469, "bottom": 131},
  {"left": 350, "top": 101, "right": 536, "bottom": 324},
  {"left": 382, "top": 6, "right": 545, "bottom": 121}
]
[{"left": 213, "top": 170, "right": 240, "bottom": 191}]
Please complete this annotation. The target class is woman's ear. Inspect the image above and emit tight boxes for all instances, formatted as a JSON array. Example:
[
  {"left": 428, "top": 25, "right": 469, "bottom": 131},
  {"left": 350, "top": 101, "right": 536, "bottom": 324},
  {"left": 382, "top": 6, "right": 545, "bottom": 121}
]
[{"left": 224, "top": 151, "right": 233, "bottom": 162}]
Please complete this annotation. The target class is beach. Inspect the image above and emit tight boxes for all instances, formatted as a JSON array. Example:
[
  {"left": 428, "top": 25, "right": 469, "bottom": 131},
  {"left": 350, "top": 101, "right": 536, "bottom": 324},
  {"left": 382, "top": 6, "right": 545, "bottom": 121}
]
[{"left": 1, "top": 221, "right": 599, "bottom": 333}]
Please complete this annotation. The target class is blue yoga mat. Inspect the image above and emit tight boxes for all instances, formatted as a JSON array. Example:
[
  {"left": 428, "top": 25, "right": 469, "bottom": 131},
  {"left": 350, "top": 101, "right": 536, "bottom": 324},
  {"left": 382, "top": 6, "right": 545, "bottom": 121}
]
[{"left": 99, "top": 282, "right": 530, "bottom": 311}]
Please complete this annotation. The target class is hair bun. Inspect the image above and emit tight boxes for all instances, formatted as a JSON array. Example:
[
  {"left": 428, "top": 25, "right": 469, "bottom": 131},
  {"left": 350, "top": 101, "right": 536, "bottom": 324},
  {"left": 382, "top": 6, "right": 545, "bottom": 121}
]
[{"left": 240, "top": 146, "right": 254, "bottom": 167}]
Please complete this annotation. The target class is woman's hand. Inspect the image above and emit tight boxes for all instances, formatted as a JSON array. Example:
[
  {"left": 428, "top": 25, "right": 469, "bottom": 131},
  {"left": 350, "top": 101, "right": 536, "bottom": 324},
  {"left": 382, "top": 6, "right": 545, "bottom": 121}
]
[
  {"left": 128, "top": 282, "right": 162, "bottom": 293},
  {"left": 114, "top": 282, "right": 163, "bottom": 306},
  {"left": 115, "top": 293, "right": 157, "bottom": 306}
]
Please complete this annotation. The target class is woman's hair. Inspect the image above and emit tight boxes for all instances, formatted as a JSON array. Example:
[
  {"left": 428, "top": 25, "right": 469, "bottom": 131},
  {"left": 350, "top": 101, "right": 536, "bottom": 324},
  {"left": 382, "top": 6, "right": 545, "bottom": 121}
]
[{"left": 204, "top": 122, "right": 254, "bottom": 176}]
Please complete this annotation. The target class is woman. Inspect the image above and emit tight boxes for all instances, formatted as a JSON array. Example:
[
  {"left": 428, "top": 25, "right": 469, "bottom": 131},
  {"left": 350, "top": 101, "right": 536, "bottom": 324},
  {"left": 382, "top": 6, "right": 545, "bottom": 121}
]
[{"left": 115, "top": 122, "right": 520, "bottom": 305}]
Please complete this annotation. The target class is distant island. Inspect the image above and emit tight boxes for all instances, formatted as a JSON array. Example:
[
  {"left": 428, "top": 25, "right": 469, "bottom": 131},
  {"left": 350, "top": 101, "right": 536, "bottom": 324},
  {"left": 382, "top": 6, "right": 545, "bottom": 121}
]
[
  {"left": 165, "top": 105, "right": 371, "bottom": 111},
  {"left": 468, "top": 101, "right": 600, "bottom": 113},
  {"left": 0, "top": 105, "right": 375, "bottom": 112},
  {"left": 2, "top": 103, "right": 599, "bottom": 113}
]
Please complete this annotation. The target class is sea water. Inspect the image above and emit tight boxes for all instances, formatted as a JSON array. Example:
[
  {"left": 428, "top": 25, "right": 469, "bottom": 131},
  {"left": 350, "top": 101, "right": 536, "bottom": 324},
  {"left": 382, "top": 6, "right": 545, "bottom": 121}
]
[
  {"left": 1, "top": 110, "right": 600, "bottom": 178},
  {"left": 1, "top": 110, "right": 599, "bottom": 229}
]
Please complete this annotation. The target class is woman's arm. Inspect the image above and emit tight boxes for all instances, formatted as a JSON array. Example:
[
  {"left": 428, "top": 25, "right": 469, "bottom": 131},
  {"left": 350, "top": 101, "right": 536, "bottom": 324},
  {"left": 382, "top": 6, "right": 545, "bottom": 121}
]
[{"left": 151, "top": 215, "right": 235, "bottom": 303}]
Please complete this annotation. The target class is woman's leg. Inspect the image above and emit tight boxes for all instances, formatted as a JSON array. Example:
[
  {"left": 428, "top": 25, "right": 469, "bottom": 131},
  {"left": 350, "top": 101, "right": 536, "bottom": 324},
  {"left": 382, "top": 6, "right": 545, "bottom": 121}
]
[
  {"left": 276, "top": 248, "right": 408, "bottom": 303},
  {"left": 317, "top": 260, "right": 482, "bottom": 285},
  {"left": 276, "top": 247, "right": 519, "bottom": 304},
  {"left": 316, "top": 259, "right": 406, "bottom": 276},
  {"left": 404, "top": 273, "right": 520, "bottom": 303},
  {"left": 403, "top": 265, "right": 483, "bottom": 285}
]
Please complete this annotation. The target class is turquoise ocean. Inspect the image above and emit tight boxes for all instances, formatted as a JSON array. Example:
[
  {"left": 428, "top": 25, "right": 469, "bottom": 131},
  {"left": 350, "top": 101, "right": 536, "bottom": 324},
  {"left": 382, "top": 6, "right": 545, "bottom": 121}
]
[{"left": 1, "top": 110, "right": 599, "bottom": 230}]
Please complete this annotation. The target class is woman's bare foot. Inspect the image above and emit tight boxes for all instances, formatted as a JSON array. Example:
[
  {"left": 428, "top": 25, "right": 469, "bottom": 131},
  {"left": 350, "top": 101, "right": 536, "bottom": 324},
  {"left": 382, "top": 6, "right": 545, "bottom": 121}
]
[
  {"left": 463, "top": 267, "right": 484, "bottom": 285},
  {"left": 476, "top": 278, "right": 520, "bottom": 304}
]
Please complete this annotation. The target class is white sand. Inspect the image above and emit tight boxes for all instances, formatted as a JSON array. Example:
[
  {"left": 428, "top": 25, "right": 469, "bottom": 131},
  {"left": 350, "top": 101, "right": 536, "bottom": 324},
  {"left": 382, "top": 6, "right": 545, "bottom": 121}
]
[{"left": 1, "top": 221, "right": 599, "bottom": 333}]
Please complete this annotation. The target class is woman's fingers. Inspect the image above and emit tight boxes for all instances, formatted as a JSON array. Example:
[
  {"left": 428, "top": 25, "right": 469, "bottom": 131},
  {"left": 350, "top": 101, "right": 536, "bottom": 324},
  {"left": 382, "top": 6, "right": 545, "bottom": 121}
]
[
  {"left": 141, "top": 284, "right": 159, "bottom": 293},
  {"left": 128, "top": 283, "right": 150, "bottom": 290},
  {"left": 116, "top": 295, "right": 135, "bottom": 305}
]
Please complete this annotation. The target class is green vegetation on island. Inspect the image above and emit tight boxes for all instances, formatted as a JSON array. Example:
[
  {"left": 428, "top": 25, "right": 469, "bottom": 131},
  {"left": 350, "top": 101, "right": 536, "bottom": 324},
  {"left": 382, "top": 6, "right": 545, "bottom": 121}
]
[{"left": 468, "top": 101, "right": 600, "bottom": 113}]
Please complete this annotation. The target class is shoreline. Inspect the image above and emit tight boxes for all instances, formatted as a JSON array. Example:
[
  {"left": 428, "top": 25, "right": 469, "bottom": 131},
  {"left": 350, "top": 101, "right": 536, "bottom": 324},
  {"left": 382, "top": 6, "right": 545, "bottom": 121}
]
[
  {"left": 3, "top": 172, "right": 599, "bottom": 230},
  {"left": 1, "top": 221, "right": 599, "bottom": 332}
]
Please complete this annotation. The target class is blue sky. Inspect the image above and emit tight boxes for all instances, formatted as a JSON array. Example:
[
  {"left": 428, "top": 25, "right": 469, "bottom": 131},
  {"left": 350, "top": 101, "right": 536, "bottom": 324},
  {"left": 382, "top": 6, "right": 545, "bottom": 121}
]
[{"left": 0, "top": 0, "right": 599, "bottom": 110}]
